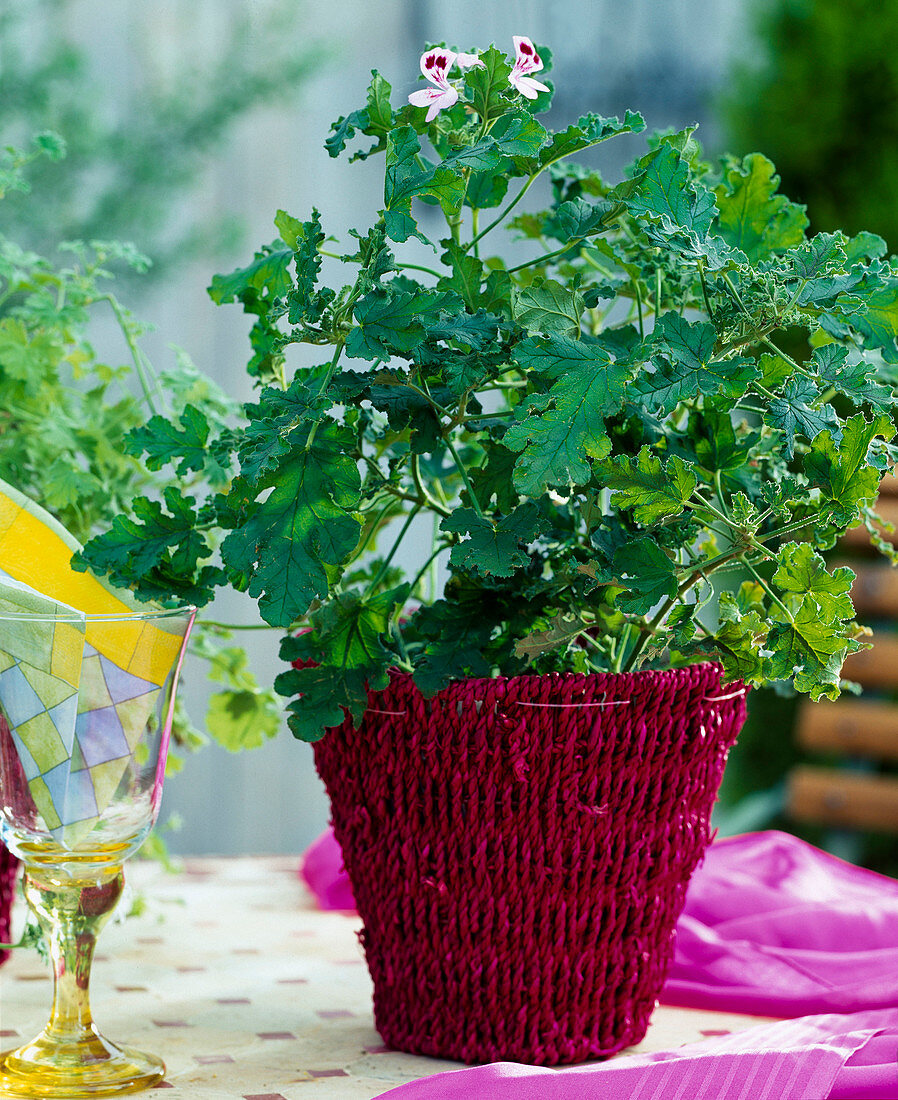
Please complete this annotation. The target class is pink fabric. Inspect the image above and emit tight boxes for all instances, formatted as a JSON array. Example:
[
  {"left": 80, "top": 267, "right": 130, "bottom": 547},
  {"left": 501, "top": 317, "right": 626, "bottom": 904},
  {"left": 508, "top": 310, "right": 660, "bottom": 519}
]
[
  {"left": 299, "top": 826, "right": 356, "bottom": 911},
  {"left": 301, "top": 828, "right": 898, "bottom": 1097},
  {"left": 373, "top": 1013, "right": 898, "bottom": 1099},
  {"left": 665, "top": 830, "right": 898, "bottom": 1016}
]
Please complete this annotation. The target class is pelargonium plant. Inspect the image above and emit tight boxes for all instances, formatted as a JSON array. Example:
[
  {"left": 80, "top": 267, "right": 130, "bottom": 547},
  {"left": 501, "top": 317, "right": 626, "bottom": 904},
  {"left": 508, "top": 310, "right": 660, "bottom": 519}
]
[{"left": 80, "top": 36, "right": 898, "bottom": 741}]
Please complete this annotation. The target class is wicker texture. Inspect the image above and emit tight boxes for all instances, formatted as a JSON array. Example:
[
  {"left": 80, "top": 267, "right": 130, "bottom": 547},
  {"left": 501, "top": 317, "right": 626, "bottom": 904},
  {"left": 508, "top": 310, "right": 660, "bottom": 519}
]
[
  {"left": 0, "top": 840, "right": 16, "bottom": 966},
  {"left": 313, "top": 664, "right": 747, "bottom": 1066}
]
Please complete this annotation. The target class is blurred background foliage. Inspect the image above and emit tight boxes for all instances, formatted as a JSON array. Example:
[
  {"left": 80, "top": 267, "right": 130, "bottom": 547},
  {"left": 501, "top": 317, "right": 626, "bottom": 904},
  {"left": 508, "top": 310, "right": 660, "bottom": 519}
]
[
  {"left": 720, "top": 0, "right": 898, "bottom": 251},
  {"left": 0, "top": 0, "right": 325, "bottom": 280}
]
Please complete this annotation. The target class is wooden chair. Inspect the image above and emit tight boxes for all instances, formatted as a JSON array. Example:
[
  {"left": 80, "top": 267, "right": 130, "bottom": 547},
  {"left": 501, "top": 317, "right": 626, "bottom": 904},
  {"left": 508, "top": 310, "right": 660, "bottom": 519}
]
[{"left": 788, "top": 474, "right": 898, "bottom": 834}]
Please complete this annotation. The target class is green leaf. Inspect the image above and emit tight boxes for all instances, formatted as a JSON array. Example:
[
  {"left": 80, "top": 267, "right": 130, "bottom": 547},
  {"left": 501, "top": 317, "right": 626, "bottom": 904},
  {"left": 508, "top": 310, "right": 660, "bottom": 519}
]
[
  {"left": 220, "top": 423, "right": 362, "bottom": 626},
  {"left": 626, "top": 138, "right": 716, "bottom": 239},
  {"left": 766, "top": 376, "right": 840, "bottom": 458},
  {"left": 346, "top": 285, "right": 461, "bottom": 360},
  {"left": 537, "top": 110, "right": 645, "bottom": 167},
  {"left": 410, "top": 598, "right": 493, "bottom": 696},
  {"left": 428, "top": 308, "right": 503, "bottom": 351},
  {"left": 804, "top": 413, "right": 894, "bottom": 526},
  {"left": 850, "top": 281, "right": 898, "bottom": 363},
  {"left": 274, "top": 209, "right": 305, "bottom": 250},
  {"left": 325, "top": 70, "right": 394, "bottom": 160},
  {"left": 692, "top": 408, "right": 746, "bottom": 472},
  {"left": 470, "top": 444, "right": 520, "bottom": 513},
  {"left": 766, "top": 597, "right": 851, "bottom": 701},
  {"left": 512, "top": 278, "right": 584, "bottom": 337},
  {"left": 464, "top": 169, "right": 510, "bottom": 210},
  {"left": 208, "top": 245, "right": 292, "bottom": 311},
  {"left": 124, "top": 405, "right": 210, "bottom": 476},
  {"left": 489, "top": 109, "right": 550, "bottom": 158},
  {"left": 76, "top": 488, "right": 223, "bottom": 607},
  {"left": 514, "top": 611, "right": 588, "bottom": 662},
  {"left": 344, "top": 224, "right": 396, "bottom": 293},
  {"left": 790, "top": 232, "right": 845, "bottom": 282},
  {"left": 505, "top": 336, "right": 634, "bottom": 493},
  {"left": 545, "top": 197, "right": 615, "bottom": 241},
  {"left": 773, "top": 543, "right": 855, "bottom": 621},
  {"left": 279, "top": 662, "right": 382, "bottom": 742},
  {"left": 236, "top": 376, "right": 333, "bottom": 485},
  {"left": 206, "top": 687, "right": 281, "bottom": 751},
  {"left": 437, "top": 241, "right": 484, "bottom": 310},
  {"left": 0, "top": 319, "right": 62, "bottom": 388},
  {"left": 598, "top": 448, "right": 697, "bottom": 525},
  {"left": 609, "top": 537, "right": 677, "bottom": 614},
  {"left": 713, "top": 154, "right": 808, "bottom": 260},
  {"left": 810, "top": 344, "right": 893, "bottom": 410},
  {"left": 641, "top": 312, "right": 758, "bottom": 412},
  {"left": 463, "top": 45, "right": 514, "bottom": 122},
  {"left": 285, "top": 208, "right": 326, "bottom": 325},
  {"left": 383, "top": 126, "right": 465, "bottom": 230},
  {"left": 712, "top": 597, "right": 769, "bottom": 683},
  {"left": 201, "top": 641, "right": 282, "bottom": 751},
  {"left": 442, "top": 502, "right": 544, "bottom": 578}
]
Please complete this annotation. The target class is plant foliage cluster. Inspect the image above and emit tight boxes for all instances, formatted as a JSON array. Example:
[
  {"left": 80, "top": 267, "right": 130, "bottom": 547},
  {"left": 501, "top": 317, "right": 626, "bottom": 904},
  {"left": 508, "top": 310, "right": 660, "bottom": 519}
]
[
  {"left": 0, "top": 136, "right": 279, "bottom": 761},
  {"left": 80, "top": 42, "right": 898, "bottom": 741}
]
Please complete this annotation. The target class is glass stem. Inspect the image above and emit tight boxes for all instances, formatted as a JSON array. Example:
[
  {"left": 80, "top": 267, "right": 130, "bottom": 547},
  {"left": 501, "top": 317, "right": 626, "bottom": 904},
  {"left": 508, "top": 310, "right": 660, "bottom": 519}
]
[{"left": 23, "top": 866, "right": 124, "bottom": 1044}]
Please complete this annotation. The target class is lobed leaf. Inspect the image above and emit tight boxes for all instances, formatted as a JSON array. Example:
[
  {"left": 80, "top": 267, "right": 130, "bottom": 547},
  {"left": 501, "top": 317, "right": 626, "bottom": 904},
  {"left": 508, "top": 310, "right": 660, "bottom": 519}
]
[
  {"left": 598, "top": 448, "right": 697, "bottom": 525},
  {"left": 505, "top": 336, "right": 634, "bottom": 493},
  {"left": 220, "top": 423, "right": 362, "bottom": 626},
  {"left": 442, "top": 502, "right": 545, "bottom": 578},
  {"left": 713, "top": 154, "right": 808, "bottom": 261}
]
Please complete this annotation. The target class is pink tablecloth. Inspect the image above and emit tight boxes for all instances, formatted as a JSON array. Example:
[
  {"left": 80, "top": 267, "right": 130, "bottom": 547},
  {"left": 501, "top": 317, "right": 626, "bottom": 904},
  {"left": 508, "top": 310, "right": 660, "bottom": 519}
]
[{"left": 301, "top": 830, "right": 898, "bottom": 1098}]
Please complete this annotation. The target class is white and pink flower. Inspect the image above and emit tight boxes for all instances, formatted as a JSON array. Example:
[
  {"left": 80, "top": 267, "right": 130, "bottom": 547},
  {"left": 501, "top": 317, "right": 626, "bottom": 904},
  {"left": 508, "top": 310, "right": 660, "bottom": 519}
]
[
  {"left": 408, "top": 38, "right": 549, "bottom": 122},
  {"left": 508, "top": 35, "right": 549, "bottom": 100},
  {"left": 408, "top": 48, "right": 460, "bottom": 122}
]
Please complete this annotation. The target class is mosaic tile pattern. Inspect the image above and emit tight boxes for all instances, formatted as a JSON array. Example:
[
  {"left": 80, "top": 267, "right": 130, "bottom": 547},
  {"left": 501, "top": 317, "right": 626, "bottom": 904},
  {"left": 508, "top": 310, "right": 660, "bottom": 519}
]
[
  {"left": 0, "top": 857, "right": 774, "bottom": 1098},
  {"left": 0, "top": 636, "right": 161, "bottom": 848}
]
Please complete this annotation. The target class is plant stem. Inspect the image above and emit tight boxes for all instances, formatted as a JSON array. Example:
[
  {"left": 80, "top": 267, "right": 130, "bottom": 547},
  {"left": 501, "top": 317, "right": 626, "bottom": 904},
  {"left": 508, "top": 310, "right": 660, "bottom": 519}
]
[
  {"left": 411, "top": 453, "right": 450, "bottom": 516},
  {"left": 720, "top": 272, "right": 815, "bottom": 379},
  {"left": 320, "top": 249, "right": 441, "bottom": 279},
  {"left": 739, "top": 554, "right": 793, "bottom": 620},
  {"left": 505, "top": 237, "right": 585, "bottom": 275},
  {"left": 445, "top": 435, "right": 485, "bottom": 519},
  {"left": 697, "top": 258, "right": 713, "bottom": 318},
  {"left": 98, "top": 293, "right": 160, "bottom": 414},
  {"left": 304, "top": 340, "right": 343, "bottom": 451},
  {"left": 199, "top": 620, "right": 280, "bottom": 631},
  {"left": 465, "top": 174, "right": 537, "bottom": 252},
  {"left": 408, "top": 539, "right": 453, "bottom": 597},
  {"left": 367, "top": 506, "right": 421, "bottom": 594}
]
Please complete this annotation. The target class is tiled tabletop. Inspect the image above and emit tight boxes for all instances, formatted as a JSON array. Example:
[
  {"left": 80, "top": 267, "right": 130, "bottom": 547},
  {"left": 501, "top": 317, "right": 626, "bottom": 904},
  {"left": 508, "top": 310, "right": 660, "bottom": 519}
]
[{"left": 0, "top": 856, "right": 774, "bottom": 1098}]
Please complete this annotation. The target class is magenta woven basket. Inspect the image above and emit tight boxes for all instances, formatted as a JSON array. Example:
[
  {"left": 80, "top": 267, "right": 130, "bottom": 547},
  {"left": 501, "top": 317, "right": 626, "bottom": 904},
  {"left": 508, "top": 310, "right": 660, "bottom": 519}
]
[
  {"left": 0, "top": 839, "right": 17, "bottom": 967},
  {"left": 313, "top": 663, "right": 747, "bottom": 1066}
]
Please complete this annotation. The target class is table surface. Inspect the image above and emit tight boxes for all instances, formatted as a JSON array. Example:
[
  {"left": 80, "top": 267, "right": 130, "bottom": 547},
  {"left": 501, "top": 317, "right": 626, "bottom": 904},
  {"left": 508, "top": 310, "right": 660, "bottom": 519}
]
[{"left": 0, "top": 856, "right": 775, "bottom": 1098}]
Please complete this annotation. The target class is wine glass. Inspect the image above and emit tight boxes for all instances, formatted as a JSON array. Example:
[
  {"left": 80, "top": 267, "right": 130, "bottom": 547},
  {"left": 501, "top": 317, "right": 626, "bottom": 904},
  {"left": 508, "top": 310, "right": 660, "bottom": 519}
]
[{"left": 0, "top": 605, "right": 195, "bottom": 1097}]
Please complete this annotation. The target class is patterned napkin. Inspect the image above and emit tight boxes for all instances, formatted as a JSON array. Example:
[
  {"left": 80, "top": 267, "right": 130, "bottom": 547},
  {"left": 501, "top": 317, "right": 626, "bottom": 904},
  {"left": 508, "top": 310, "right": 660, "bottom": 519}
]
[{"left": 0, "top": 478, "right": 179, "bottom": 847}]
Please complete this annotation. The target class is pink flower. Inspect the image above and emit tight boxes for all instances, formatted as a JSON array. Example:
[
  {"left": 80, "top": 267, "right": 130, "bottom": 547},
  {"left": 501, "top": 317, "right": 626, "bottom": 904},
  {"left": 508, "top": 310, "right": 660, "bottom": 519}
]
[
  {"left": 509, "top": 35, "right": 549, "bottom": 100},
  {"left": 408, "top": 48, "right": 459, "bottom": 122}
]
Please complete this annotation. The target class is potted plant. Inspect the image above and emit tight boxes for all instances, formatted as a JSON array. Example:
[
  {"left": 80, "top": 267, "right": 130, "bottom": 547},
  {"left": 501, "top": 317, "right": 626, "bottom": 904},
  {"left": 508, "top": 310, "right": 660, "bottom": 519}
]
[{"left": 81, "top": 37, "right": 898, "bottom": 1065}]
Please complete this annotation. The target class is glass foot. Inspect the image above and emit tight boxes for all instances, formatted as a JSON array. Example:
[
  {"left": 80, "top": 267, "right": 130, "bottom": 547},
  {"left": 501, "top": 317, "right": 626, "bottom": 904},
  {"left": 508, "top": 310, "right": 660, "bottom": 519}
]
[{"left": 0, "top": 1028, "right": 164, "bottom": 1097}]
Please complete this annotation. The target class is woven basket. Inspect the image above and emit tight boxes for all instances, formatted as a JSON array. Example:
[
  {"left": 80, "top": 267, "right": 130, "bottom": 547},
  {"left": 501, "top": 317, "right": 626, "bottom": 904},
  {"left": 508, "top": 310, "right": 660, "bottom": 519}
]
[
  {"left": 313, "top": 664, "right": 746, "bottom": 1066},
  {"left": 0, "top": 840, "right": 16, "bottom": 966}
]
